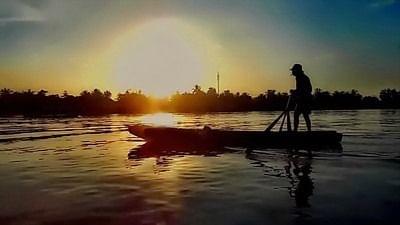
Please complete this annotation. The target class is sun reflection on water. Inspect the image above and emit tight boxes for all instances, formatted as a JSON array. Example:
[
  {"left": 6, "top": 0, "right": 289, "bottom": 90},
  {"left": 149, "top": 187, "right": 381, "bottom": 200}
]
[{"left": 137, "top": 112, "right": 179, "bottom": 126}]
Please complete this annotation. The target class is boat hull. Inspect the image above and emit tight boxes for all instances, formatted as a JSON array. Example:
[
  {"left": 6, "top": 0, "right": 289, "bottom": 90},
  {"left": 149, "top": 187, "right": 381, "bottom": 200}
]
[{"left": 128, "top": 124, "right": 343, "bottom": 150}]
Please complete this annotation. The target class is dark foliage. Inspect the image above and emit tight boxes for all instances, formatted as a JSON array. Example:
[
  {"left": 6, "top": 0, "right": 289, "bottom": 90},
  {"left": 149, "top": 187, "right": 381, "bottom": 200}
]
[{"left": 0, "top": 86, "right": 399, "bottom": 116}]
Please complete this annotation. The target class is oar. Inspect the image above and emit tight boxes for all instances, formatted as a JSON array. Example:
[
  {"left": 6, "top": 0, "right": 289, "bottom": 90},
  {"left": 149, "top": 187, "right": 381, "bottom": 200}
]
[
  {"left": 279, "top": 111, "right": 288, "bottom": 131},
  {"left": 286, "top": 107, "right": 292, "bottom": 131},
  {"left": 265, "top": 110, "right": 285, "bottom": 132},
  {"left": 265, "top": 96, "right": 291, "bottom": 132}
]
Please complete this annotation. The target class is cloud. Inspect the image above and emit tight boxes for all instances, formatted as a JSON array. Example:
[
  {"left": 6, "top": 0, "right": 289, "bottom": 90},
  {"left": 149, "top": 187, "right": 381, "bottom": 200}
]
[
  {"left": 369, "top": 0, "right": 399, "bottom": 7},
  {"left": 0, "top": 1, "right": 45, "bottom": 24}
]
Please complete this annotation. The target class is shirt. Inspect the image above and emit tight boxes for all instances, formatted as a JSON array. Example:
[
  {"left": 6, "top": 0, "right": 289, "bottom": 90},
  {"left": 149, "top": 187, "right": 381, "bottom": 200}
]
[{"left": 296, "top": 73, "right": 312, "bottom": 98}]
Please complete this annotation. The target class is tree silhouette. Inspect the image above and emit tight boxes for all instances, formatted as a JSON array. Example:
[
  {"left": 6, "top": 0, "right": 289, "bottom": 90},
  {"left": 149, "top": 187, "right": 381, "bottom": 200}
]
[{"left": 0, "top": 86, "right": 398, "bottom": 116}]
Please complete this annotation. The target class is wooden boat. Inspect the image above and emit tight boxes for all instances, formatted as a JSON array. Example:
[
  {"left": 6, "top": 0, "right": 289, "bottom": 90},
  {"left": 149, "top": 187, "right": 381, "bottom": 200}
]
[
  {"left": 128, "top": 124, "right": 342, "bottom": 149},
  {"left": 128, "top": 97, "right": 343, "bottom": 150}
]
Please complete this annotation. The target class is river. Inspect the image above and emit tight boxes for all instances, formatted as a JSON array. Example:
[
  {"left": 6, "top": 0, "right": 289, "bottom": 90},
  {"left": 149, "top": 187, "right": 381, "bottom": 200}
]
[{"left": 0, "top": 110, "right": 399, "bottom": 225}]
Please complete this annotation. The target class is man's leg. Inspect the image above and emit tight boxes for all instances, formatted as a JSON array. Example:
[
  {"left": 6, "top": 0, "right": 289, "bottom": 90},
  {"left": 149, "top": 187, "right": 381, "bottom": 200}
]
[
  {"left": 303, "top": 113, "right": 311, "bottom": 131},
  {"left": 294, "top": 111, "right": 300, "bottom": 132}
]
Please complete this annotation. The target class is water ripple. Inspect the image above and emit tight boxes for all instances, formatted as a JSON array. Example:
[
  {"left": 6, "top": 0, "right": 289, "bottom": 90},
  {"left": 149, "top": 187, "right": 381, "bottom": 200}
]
[{"left": 0, "top": 110, "right": 399, "bottom": 225}]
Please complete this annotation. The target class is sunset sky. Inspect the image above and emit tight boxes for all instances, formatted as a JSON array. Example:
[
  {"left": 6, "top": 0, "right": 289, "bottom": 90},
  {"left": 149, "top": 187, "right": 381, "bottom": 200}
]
[{"left": 0, "top": 0, "right": 399, "bottom": 97}]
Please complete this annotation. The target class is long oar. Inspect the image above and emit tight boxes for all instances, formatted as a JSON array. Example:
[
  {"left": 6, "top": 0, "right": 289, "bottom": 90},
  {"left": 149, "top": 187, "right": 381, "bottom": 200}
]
[
  {"left": 279, "top": 111, "right": 287, "bottom": 131},
  {"left": 265, "top": 96, "right": 291, "bottom": 132},
  {"left": 286, "top": 107, "right": 292, "bottom": 131}
]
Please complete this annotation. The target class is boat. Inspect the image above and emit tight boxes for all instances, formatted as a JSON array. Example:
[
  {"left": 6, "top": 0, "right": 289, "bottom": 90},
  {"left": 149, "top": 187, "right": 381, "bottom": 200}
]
[
  {"left": 128, "top": 97, "right": 343, "bottom": 150},
  {"left": 127, "top": 124, "right": 343, "bottom": 150}
]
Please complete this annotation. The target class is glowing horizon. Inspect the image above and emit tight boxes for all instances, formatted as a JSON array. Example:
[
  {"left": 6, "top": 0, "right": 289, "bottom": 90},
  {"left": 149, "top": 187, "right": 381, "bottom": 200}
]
[{"left": 109, "top": 18, "right": 216, "bottom": 98}]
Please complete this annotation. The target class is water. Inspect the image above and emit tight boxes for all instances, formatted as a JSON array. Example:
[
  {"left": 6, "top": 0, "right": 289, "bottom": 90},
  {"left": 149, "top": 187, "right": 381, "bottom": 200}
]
[{"left": 0, "top": 110, "right": 399, "bottom": 225}]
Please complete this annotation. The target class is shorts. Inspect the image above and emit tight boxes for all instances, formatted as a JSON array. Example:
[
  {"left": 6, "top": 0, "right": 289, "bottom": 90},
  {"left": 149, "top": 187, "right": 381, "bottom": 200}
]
[{"left": 295, "top": 96, "right": 312, "bottom": 115}]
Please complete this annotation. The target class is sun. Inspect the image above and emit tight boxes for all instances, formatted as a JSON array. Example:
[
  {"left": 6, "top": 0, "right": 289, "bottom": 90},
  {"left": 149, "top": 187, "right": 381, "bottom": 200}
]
[{"left": 113, "top": 18, "right": 209, "bottom": 97}]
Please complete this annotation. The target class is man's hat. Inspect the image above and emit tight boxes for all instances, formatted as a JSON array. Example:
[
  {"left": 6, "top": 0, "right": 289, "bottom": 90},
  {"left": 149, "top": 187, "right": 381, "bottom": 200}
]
[{"left": 290, "top": 64, "right": 303, "bottom": 71}]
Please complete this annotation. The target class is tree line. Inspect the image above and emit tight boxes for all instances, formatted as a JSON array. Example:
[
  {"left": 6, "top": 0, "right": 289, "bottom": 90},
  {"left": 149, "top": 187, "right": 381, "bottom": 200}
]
[{"left": 0, "top": 86, "right": 399, "bottom": 116}]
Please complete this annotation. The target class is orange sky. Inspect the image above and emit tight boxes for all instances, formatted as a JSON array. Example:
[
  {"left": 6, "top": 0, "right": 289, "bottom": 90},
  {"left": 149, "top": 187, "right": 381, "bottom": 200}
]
[{"left": 0, "top": 1, "right": 399, "bottom": 97}]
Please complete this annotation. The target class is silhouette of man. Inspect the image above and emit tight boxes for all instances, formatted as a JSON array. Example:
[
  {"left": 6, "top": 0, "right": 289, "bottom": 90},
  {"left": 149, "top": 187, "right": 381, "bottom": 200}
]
[{"left": 291, "top": 64, "right": 312, "bottom": 131}]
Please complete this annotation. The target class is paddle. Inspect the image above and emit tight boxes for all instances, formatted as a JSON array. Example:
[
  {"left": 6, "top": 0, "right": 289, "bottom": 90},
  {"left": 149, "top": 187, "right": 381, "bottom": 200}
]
[{"left": 265, "top": 95, "right": 292, "bottom": 132}]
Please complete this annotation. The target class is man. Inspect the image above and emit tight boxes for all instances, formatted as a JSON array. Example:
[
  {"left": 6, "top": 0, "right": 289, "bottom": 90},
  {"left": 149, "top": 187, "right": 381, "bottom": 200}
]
[{"left": 291, "top": 64, "right": 312, "bottom": 131}]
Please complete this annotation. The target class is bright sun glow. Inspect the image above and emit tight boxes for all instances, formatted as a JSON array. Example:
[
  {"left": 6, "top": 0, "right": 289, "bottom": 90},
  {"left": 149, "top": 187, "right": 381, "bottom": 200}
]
[{"left": 114, "top": 19, "right": 208, "bottom": 97}]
